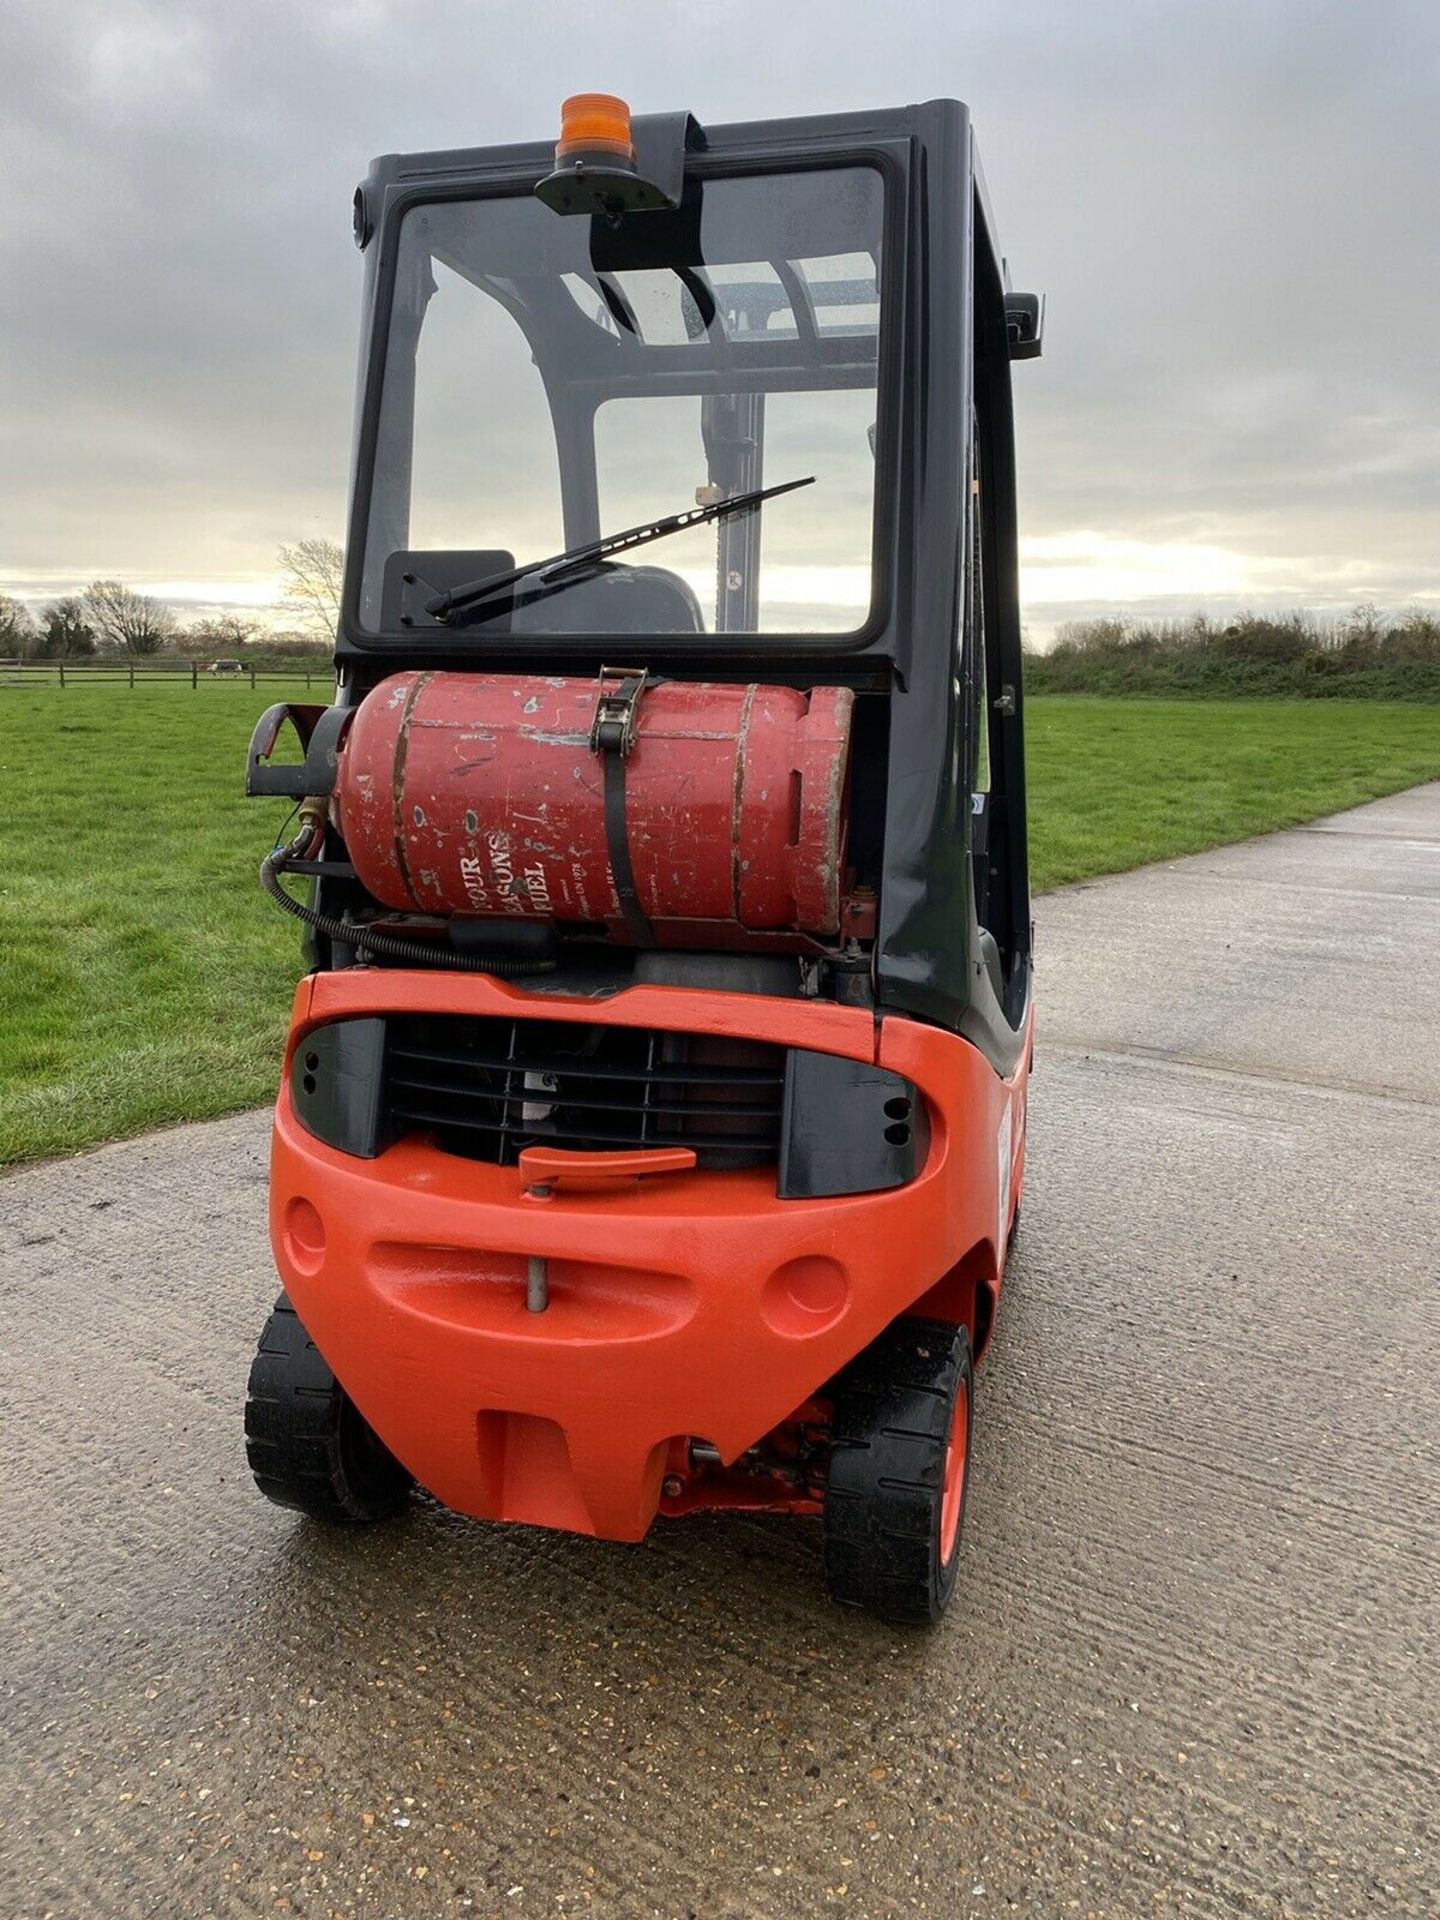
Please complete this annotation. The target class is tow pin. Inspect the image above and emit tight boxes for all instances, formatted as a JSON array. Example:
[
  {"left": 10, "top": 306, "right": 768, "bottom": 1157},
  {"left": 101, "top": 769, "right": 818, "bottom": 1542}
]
[
  {"left": 524, "top": 1178, "right": 553, "bottom": 1312},
  {"left": 526, "top": 1254, "right": 549, "bottom": 1314}
]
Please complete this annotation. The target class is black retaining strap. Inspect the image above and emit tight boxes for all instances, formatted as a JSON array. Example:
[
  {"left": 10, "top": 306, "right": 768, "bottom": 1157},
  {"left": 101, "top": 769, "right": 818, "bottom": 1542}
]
[{"left": 590, "top": 667, "right": 655, "bottom": 948}]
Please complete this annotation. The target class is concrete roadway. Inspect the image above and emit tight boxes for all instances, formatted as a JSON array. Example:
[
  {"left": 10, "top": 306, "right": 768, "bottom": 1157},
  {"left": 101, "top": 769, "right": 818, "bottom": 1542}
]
[{"left": 2, "top": 785, "right": 1437, "bottom": 1919}]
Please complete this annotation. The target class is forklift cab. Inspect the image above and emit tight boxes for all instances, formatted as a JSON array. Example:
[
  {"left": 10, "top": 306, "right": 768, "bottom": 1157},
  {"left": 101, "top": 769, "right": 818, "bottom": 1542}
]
[
  {"left": 246, "top": 96, "right": 1043, "bottom": 1625},
  {"left": 338, "top": 96, "right": 1037, "bottom": 1047}
]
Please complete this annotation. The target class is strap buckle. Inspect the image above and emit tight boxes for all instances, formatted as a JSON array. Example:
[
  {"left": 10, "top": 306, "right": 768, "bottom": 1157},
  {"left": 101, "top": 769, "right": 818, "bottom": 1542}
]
[{"left": 589, "top": 665, "right": 649, "bottom": 758}]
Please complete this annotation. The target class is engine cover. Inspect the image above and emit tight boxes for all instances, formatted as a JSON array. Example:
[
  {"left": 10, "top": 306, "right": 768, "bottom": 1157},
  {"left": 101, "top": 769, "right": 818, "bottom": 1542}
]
[{"left": 333, "top": 672, "right": 854, "bottom": 939}]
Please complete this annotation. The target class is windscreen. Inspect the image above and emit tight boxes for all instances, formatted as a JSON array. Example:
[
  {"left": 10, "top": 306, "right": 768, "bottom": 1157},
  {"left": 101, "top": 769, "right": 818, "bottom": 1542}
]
[{"left": 358, "top": 166, "right": 885, "bottom": 638}]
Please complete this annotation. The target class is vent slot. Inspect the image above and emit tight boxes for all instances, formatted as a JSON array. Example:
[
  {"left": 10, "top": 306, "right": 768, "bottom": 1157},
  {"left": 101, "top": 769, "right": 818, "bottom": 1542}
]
[{"left": 383, "top": 1015, "right": 786, "bottom": 1170}]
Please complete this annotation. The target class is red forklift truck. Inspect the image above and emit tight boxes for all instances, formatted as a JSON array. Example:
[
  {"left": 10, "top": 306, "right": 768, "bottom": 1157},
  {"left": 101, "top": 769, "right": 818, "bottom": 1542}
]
[{"left": 243, "top": 94, "right": 1042, "bottom": 1624}]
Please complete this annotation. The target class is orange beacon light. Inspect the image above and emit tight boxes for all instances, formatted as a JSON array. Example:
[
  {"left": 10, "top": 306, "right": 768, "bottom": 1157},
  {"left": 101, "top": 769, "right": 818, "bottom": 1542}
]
[{"left": 555, "top": 93, "right": 635, "bottom": 163}]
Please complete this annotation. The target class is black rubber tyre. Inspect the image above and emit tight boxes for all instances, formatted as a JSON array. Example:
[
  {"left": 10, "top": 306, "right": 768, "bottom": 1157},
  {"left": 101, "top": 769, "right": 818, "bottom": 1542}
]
[
  {"left": 244, "top": 1293, "right": 413, "bottom": 1523},
  {"left": 823, "top": 1316, "right": 974, "bottom": 1626}
]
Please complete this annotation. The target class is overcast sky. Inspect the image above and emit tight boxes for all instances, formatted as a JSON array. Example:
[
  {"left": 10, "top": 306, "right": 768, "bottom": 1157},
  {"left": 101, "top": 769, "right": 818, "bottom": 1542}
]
[{"left": 2, "top": 0, "right": 1437, "bottom": 637}]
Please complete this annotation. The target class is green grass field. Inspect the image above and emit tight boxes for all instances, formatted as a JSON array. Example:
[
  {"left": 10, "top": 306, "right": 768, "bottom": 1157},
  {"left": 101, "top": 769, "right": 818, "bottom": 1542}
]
[{"left": 1, "top": 687, "right": 1437, "bottom": 1165}]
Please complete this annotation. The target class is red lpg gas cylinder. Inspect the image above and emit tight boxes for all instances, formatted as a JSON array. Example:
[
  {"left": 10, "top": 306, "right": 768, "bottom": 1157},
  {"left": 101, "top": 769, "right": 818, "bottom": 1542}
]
[{"left": 333, "top": 672, "right": 854, "bottom": 937}]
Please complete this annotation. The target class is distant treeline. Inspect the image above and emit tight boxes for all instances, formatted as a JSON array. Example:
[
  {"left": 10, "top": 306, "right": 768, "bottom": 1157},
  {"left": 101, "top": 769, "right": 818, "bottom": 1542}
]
[
  {"left": 1025, "top": 608, "right": 1440, "bottom": 700},
  {"left": 0, "top": 542, "right": 342, "bottom": 664}
]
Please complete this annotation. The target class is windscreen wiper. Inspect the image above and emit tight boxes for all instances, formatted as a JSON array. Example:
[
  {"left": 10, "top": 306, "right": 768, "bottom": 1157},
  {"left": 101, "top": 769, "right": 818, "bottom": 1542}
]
[{"left": 423, "top": 474, "right": 815, "bottom": 622}]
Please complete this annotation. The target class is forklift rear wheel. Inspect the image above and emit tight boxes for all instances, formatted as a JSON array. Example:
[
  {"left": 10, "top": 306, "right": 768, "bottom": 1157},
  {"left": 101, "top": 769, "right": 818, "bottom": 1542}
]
[
  {"left": 823, "top": 1317, "right": 974, "bottom": 1625},
  {"left": 245, "top": 1294, "right": 413, "bottom": 1523}
]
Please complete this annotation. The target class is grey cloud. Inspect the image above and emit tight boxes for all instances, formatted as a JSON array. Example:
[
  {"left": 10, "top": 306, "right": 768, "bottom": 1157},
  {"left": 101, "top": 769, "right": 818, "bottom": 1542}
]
[{"left": 1, "top": 0, "right": 1437, "bottom": 615}]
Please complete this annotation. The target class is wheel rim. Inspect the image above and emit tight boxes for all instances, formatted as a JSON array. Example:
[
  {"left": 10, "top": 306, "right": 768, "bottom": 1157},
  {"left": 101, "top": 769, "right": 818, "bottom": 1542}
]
[{"left": 939, "top": 1379, "right": 969, "bottom": 1566}]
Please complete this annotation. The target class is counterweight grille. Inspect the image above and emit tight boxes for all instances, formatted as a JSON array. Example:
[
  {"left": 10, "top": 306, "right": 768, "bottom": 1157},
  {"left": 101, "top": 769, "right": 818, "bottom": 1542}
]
[{"left": 383, "top": 1015, "right": 786, "bottom": 1168}]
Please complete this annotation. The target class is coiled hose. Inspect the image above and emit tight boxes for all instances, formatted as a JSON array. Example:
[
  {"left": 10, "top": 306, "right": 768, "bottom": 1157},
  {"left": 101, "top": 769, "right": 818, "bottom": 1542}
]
[{"left": 260, "top": 821, "right": 558, "bottom": 976}]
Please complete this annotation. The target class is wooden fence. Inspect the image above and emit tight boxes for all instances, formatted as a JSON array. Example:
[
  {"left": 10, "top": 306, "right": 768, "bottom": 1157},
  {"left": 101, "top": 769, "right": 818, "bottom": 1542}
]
[{"left": 0, "top": 660, "right": 330, "bottom": 690}]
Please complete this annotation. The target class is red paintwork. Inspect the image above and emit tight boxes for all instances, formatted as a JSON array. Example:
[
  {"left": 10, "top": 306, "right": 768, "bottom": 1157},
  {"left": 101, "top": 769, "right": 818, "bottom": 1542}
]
[
  {"left": 333, "top": 672, "right": 854, "bottom": 936},
  {"left": 269, "top": 970, "right": 1031, "bottom": 1543}
]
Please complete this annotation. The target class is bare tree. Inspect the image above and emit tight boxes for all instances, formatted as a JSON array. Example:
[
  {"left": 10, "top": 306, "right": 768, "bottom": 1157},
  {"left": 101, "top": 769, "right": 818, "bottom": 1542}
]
[
  {"left": 186, "top": 612, "right": 261, "bottom": 653},
  {"left": 82, "top": 579, "right": 175, "bottom": 656},
  {"left": 278, "top": 539, "right": 343, "bottom": 643},
  {"left": 0, "top": 594, "right": 36, "bottom": 657}
]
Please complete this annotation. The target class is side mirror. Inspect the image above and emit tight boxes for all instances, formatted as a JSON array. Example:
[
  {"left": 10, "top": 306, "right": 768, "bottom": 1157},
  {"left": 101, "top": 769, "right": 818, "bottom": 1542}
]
[{"left": 1005, "top": 292, "right": 1044, "bottom": 361}]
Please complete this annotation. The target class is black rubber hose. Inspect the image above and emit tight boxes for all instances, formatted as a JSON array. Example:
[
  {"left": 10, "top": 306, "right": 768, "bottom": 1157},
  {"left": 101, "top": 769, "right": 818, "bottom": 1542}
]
[{"left": 260, "top": 831, "right": 558, "bottom": 976}]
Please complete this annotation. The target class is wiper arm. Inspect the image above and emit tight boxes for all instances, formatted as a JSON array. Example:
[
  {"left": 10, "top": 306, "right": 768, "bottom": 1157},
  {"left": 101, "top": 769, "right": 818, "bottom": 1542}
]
[{"left": 423, "top": 474, "right": 815, "bottom": 622}]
